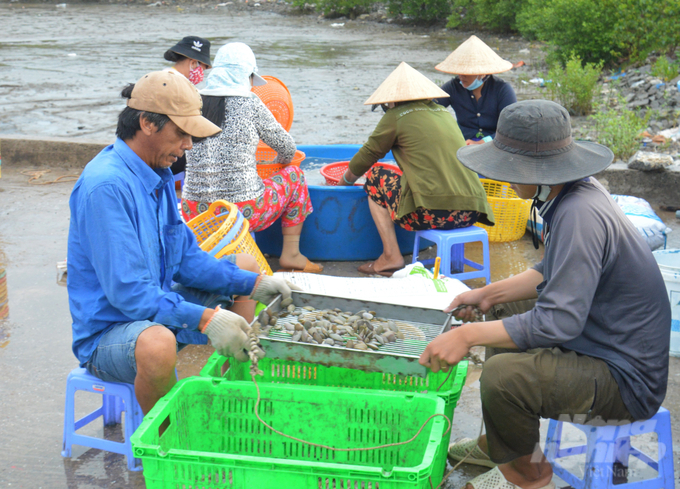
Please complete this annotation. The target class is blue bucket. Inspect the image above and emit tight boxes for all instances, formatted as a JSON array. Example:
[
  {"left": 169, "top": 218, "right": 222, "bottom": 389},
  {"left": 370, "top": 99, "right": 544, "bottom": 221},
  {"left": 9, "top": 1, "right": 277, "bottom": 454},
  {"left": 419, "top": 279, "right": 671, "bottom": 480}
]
[{"left": 254, "top": 144, "right": 432, "bottom": 261}]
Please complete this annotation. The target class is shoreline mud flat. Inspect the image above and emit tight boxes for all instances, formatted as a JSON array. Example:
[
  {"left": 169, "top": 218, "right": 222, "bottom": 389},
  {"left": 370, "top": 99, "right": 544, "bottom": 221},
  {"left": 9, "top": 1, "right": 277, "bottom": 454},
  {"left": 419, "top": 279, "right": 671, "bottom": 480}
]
[{"left": 0, "top": 3, "right": 543, "bottom": 145}]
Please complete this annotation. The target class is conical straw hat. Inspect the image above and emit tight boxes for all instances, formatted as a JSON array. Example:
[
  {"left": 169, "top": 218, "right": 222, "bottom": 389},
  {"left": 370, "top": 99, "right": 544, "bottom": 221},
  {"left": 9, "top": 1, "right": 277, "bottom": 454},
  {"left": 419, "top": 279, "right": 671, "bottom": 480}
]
[
  {"left": 435, "top": 35, "right": 513, "bottom": 75},
  {"left": 364, "top": 62, "right": 448, "bottom": 105}
]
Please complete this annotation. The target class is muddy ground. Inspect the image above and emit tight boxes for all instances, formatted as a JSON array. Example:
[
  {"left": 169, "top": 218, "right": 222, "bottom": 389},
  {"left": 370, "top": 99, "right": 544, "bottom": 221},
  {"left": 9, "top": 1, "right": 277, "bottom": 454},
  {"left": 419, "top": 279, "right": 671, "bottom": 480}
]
[
  {"left": 0, "top": 2, "right": 547, "bottom": 146},
  {"left": 1, "top": 4, "right": 680, "bottom": 488}
]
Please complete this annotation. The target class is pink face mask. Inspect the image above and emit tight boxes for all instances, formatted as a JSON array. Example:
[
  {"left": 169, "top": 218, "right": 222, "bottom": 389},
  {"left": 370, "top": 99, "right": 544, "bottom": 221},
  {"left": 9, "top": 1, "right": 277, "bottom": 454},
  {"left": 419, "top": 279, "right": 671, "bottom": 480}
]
[{"left": 189, "top": 64, "right": 204, "bottom": 85}]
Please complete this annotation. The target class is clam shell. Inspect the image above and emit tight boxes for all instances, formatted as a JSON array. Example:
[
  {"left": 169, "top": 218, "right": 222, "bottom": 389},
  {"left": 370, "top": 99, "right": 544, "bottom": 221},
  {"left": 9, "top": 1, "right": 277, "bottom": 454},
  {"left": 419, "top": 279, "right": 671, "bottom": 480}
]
[{"left": 281, "top": 297, "right": 293, "bottom": 307}]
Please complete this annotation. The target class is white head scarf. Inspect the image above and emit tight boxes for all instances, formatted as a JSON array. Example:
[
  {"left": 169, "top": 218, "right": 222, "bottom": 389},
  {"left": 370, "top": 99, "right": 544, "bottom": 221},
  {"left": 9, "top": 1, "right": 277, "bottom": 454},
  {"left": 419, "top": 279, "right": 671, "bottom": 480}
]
[{"left": 199, "top": 42, "right": 266, "bottom": 97}]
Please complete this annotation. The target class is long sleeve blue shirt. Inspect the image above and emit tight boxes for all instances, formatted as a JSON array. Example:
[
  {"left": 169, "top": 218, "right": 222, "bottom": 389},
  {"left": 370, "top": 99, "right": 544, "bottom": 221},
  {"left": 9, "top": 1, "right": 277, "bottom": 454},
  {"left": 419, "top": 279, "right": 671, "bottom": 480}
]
[
  {"left": 67, "top": 138, "right": 258, "bottom": 366},
  {"left": 434, "top": 75, "right": 517, "bottom": 140}
]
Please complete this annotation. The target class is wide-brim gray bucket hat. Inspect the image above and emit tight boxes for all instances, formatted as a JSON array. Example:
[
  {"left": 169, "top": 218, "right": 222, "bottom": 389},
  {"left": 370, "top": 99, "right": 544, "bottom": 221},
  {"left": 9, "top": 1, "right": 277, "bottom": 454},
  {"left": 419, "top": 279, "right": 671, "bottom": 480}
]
[{"left": 457, "top": 100, "right": 614, "bottom": 185}]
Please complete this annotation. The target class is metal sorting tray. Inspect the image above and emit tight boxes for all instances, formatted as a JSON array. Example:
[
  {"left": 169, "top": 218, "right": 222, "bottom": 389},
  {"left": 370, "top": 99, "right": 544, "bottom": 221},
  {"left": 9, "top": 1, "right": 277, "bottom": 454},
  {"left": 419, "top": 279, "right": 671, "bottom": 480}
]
[{"left": 254, "top": 292, "right": 455, "bottom": 377}]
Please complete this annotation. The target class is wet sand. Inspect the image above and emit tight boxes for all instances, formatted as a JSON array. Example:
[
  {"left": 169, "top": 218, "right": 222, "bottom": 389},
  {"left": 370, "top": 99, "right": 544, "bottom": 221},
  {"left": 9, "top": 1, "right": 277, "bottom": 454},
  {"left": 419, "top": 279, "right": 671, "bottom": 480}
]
[
  {"left": 0, "top": 3, "right": 542, "bottom": 145},
  {"left": 2, "top": 4, "right": 679, "bottom": 489}
]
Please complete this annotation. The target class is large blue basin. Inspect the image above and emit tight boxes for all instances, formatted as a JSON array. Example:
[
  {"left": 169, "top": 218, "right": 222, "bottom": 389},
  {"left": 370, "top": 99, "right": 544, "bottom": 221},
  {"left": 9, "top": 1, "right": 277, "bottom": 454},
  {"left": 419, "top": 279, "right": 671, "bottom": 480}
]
[{"left": 254, "top": 144, "right": 431, "bottom": 261}]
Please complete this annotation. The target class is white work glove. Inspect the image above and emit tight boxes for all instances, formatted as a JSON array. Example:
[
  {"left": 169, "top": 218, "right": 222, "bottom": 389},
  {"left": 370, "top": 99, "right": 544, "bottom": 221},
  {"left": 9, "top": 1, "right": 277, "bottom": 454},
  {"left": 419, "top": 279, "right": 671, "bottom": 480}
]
[
  {"left": 201, "top": 307, "right": 251, "bottom": 362},
  {"left": 250, "top": 275, "right": 303, "bottom": 305}
]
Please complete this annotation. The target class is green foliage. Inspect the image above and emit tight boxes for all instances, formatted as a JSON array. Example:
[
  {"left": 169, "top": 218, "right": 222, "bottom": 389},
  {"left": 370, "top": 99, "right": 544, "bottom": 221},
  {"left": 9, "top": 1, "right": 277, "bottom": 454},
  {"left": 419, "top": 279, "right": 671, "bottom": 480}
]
[
  {"left": 517, "top": 0, "right": 621, "bottom": 65},
  {"left": 589, "top": 100, "right": 650, "bottom": 160},
  {"left": 516, "top": 0, "right": 680, "bottom": 66},
  {"left": 651, "top": 56, "right": 680, "bottom": 82},
  {"left": 546, "top": 55, "right": 602, "bottom": 116},
  {"left": 291, "top": 0, "right": 372, "bottom": 18},
  {"left": 447, "top": 0, "right": 522, "bottom": 32},
  {"left": 388, "top": 0, "right": 452, "bottom": 24}
]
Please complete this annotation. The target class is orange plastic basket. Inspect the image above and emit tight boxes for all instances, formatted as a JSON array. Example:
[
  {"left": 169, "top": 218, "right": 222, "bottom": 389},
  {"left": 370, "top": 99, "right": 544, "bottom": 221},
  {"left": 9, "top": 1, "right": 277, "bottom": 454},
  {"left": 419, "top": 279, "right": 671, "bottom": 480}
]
[
  {"left": 474, "top": 179, "right": 532, "bottom": 242},
  {"left": 255, "top": 142, "right": 306, "bottom": 179},
  {"left": 186, "top": 200, "right": 273, "bottom": 275},
  {"left": 214, "top": 218, "right": 273, "bottom": 275},
  {"left": 251, "top": 75, "right": 294, "bottom": 132},
  {"left": 320, "top": 161, "right": 402, "bottom": 186}
]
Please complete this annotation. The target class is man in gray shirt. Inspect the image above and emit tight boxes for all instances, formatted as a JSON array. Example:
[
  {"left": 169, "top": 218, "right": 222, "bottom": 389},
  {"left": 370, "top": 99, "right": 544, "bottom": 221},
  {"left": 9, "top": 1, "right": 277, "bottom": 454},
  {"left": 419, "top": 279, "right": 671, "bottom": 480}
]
[{"left": 420, "top": 100, "right": 670, "bottom": 489}]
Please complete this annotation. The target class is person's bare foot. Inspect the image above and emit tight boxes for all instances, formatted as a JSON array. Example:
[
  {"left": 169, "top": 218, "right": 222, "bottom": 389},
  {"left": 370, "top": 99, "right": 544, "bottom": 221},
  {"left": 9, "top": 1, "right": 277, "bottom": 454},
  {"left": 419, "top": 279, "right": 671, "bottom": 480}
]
[
  {"left": 497, "top": 458, "right": 553, "bottom": 489},
  {"left": 372, "top": 254, "right": 404, "bottom": 273},
  {"left": 463, "top": 443, "right": 553, "bottom": 489},
  {"left": 279, "top": 252, "right": 312, "bottom": 270},
  {"left": 278, "top": 253, "right": 323, "bottom": 273}
]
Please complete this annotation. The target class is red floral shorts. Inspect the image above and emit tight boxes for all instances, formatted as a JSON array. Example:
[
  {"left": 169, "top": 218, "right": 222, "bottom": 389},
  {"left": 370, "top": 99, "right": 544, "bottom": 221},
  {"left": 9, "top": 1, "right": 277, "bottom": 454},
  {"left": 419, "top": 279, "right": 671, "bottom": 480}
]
[
  {"left": 365, "top": 167, "right": 480, "bottom": 231},
  {"left": 181, "top": 166, "right": 312, "bottom": 230}
]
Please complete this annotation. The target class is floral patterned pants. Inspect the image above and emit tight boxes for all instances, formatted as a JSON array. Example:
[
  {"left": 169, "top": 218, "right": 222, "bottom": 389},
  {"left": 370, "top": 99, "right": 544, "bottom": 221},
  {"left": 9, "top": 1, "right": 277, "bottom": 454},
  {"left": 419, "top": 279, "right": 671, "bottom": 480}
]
[
  {"left": 181, "top": 166, "right": 313, "bottom": 230},
  {"left": 364, "top": 167, "right": 480, "bottom": 231}
]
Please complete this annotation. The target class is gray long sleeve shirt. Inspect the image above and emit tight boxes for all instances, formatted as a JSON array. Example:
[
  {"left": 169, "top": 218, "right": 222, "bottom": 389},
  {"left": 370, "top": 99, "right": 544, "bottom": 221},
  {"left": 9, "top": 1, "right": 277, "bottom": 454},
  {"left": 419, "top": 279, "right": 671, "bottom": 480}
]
[{"left": 503, "top": 178, "right": 670, "bottom": 420}]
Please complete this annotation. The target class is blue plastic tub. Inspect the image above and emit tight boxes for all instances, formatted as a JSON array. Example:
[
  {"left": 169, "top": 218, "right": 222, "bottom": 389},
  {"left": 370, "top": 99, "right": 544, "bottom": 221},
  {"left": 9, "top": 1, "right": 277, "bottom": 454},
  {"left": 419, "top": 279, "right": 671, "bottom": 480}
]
[{"left": 254, "top": 144, "right": 431, "bottom": 261}]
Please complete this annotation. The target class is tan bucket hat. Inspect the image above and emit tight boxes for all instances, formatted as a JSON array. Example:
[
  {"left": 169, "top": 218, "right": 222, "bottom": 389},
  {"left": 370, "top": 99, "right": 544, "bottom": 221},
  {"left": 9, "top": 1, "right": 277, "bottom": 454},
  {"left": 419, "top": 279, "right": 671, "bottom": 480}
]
[
  {"left": 435, "top": 35, "right": 513, "bottom": 75},
  {"left": 127, "top": 70, "right": 221, "bottom": 138},
  {"left": 364, "top": 62, "right": 448, "bottom": 105}
]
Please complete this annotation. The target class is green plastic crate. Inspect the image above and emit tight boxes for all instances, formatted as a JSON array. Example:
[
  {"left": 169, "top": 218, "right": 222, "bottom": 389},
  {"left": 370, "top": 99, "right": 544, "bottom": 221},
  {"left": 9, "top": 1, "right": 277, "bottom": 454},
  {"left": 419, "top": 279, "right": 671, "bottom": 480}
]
[
  {"left": 200, "top": 353, "right": 468, "bottom": 422},
  {"left": 131, "top": 377, "right": 448, "bottom": 488}
]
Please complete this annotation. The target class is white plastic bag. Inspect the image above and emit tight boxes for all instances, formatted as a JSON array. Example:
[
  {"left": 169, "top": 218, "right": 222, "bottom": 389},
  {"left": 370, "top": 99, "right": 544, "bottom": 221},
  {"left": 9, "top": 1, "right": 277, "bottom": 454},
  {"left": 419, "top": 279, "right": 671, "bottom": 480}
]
[{"left": 611, "top": 195, "right": 671, "bottom": 251}]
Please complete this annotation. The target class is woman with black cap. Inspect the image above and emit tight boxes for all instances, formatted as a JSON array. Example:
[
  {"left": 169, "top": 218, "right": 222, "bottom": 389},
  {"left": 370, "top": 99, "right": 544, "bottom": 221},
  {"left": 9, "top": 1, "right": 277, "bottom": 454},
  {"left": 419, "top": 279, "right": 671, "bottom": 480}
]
[
  {"left": 164, "top": 35, "right": 212, "bottom": 85},
  {"left": 164, "top": 36, "right": 212, "bottom": 175}
]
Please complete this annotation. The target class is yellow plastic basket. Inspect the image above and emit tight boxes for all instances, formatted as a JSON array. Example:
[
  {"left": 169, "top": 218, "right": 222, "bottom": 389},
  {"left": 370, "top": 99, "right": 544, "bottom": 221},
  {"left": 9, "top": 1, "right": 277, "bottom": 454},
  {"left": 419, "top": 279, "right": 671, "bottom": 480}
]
[
  {"left": 186, "top": 201, "right": 240, "bottom": 252},
  {"left": 474, "top": 179, "right": 532, "bottom": 242},
  {"left": 186, "top": 200, "right": 273, "bottom": 275},
  {"left": 214, "top": 218, "right": 273, "bottom": 275}
]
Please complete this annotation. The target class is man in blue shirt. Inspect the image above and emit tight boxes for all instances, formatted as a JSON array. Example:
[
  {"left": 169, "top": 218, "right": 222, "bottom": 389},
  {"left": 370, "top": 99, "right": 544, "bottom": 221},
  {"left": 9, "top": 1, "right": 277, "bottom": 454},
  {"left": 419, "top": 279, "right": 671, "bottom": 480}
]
[{"left": 68, "top": 70, "right": 296, "bottom": 414}]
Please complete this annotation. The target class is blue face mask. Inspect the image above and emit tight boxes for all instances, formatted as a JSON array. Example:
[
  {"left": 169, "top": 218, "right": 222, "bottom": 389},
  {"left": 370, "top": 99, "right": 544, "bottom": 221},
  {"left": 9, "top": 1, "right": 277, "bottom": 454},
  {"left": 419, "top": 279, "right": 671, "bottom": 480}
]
[{"left": 460, "top": 77, "right": 484, "bottom": 91}]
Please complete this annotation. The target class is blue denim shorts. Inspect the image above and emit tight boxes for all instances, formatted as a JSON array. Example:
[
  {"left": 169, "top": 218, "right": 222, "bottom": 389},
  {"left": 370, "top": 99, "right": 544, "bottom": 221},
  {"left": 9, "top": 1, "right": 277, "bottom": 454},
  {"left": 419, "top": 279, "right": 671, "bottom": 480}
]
[{"left": 86, "top": 256, "right": 237, "bottom": 384}]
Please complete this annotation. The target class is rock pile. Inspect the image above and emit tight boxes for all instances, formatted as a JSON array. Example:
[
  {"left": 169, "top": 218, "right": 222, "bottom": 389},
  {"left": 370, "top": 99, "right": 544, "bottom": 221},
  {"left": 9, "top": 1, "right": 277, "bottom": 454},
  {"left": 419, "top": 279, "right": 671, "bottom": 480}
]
[{"left": 609, "top": 66, "right": 680, "bottom": 133}]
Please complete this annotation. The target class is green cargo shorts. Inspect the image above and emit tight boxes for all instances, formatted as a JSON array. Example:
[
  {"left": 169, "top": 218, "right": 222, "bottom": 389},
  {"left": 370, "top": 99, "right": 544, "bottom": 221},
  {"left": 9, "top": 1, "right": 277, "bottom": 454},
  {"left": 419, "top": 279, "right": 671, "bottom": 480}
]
[{"left": 481, "top": 347, "right": 634, "bottom": 464}]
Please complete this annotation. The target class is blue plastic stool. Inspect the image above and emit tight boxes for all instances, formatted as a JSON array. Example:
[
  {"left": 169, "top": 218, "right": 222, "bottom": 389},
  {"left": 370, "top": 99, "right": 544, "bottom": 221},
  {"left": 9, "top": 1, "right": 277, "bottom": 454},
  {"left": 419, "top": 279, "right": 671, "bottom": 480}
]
[
  {"left": 61, "top": 367, "right": 143, "bottom": 471},
  {"left": 411, "top": 227, "right": 490, "bottom": 284},
  {"left": 544, "top": 407, "right": 675, "bottom": 489}
]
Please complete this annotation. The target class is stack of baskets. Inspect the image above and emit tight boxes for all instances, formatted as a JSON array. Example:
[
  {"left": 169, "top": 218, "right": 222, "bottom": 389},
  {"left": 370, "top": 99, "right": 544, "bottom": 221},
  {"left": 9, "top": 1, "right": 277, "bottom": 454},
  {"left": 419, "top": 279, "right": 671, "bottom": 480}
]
[
  {"left": 131, "top": 374, "right": 452, "bottom": 488},
  {"left": 186, "top": 200, "right": 273, "bottom": 275},
  {"left": 255, "top": 142, "right": 306, "bottom": 179},
  {"left": 475, "top": 179, "right": 532, "bottom": 242},
  {"left": 252, "top": 76, "right": 307, "bottom": 179}
]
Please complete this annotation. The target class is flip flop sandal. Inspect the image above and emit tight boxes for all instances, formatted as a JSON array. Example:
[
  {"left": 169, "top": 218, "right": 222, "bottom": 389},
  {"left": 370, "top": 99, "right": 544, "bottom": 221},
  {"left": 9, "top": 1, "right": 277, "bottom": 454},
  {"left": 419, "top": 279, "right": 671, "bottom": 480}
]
[
  {"left": 448, "top": 438, "right": 497, "bottom": 468},
  {"left": 357, "top": 261, "right": 402, "bottom": 277},
  {"left": 278, "top": 259, "right": 324, "bottom": 274},
  {"left": 465, "top": 466, "right": 556, "bottom": 489}
]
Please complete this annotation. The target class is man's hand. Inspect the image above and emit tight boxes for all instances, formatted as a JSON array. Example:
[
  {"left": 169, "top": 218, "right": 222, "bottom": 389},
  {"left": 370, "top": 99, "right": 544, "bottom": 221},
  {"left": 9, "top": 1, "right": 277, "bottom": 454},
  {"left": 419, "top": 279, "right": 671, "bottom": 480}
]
[
  {"left": 201, "top": 306, "right": 251, "bottom": 361},
  {"left": 466, "top": 139, "right": 485, "bottom": 146},
  {"left": 250, "top": 275, "right": 303, "bottom": 305},
  {"left": 445, "top": 288, "right": 493, "bottom": 322},
  {"left": 419, "top": 328, "right": 471, "bottom": 373}
]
